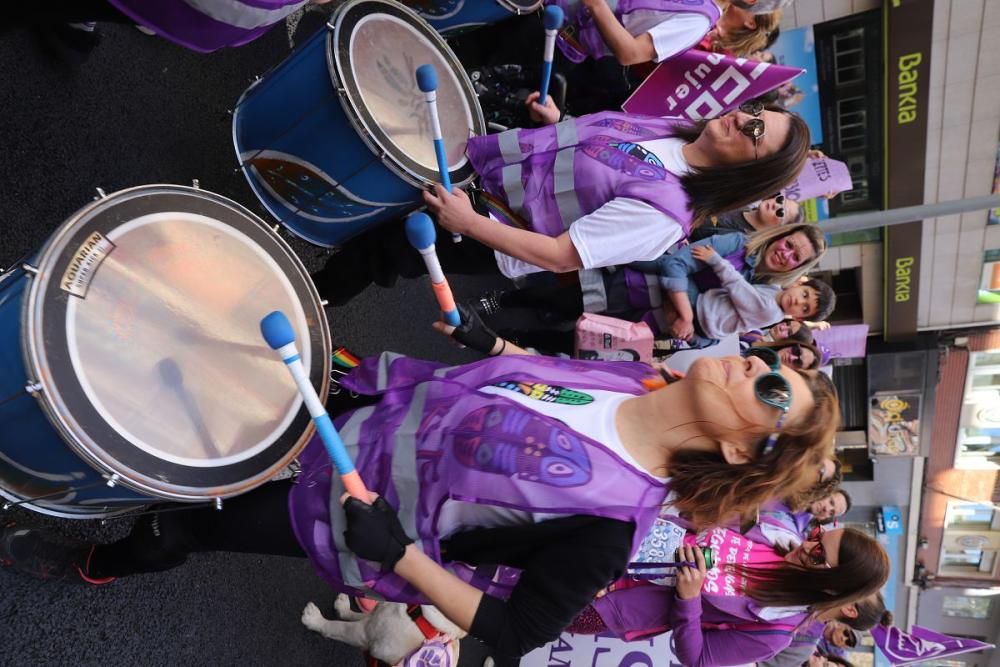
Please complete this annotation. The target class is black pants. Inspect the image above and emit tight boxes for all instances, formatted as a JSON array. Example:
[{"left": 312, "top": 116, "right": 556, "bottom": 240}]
[
  {"left": 4, "top": 1, "right": 129, "bottom": 25},
  {"left": 311, "top": 217, "right": 502, "bottom": 305},
  {"left": 89, "top": 386, "right": 380, "bottom": 578}
]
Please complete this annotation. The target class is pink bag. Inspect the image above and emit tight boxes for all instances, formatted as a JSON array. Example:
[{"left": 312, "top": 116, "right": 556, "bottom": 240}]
[{"left": 574, "top": 313, "right": 654, "bottom": 363}]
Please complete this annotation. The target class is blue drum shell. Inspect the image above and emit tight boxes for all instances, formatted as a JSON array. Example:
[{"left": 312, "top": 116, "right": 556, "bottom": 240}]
[{"left": 0, "top": 267, "right": 149, "bottom": 517}]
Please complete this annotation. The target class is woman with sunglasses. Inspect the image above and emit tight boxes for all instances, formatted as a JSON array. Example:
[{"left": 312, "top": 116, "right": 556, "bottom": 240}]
[
  {"left": 311, "top": 102, "right": 811, "bottom": 307},
  {"left": 10, "top": 341, "right": 839, "bottom": 662},
  {"left": 689, "top": 194, "right": 803, "bottom": 243},
  {"left": 564, "top": 521, "right": 889, "bottom": 667},
  {"left": 751, "top": 338, "right": 824, "bottom": 371}
]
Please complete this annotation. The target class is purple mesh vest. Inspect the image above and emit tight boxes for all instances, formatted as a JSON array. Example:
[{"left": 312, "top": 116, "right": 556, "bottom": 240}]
[
  {"left": 288, "top": 353, "right": 670, "bottom": 603},
  {"left": 467, "top": 112, "right": 696, "bottom": 241},
  {"left": 547, "top": 0, "right": 720, "bottom": 63},
  {"left": 107, "top": 0, "right": 308, "bottom": 52}
]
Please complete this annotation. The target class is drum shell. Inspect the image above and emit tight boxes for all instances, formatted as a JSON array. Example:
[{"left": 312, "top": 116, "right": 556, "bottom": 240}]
[
  {"left": 0, "top": 267, "right": 149, "bottom": 517},
  {"left": 234, "top": 30, "right": 417, "bottom": 247},
  {"left": 233, "top": 0, "right": 485, "bottom": 249},
  {"left": 409, "top": 0, "right": 542, "bottom": 34}
]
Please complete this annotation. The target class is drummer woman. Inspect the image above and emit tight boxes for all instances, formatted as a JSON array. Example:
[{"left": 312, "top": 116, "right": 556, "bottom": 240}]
[
  {"left": 312, "top": 103, "right": 812, "bottom": 305},
  {"left": 10, "top": 345, "right": 838, "bottom": 661}
]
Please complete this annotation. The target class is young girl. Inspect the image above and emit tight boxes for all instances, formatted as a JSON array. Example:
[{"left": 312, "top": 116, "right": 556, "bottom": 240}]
[
  {"left": 570, "top": 524, "right": 890, "bottom": 666},
  {"left": 6, "top": 346, "right": 839, "bottom": 661},
  {"left": 689, "top": 194, "right": 803, "bottom": 243}
]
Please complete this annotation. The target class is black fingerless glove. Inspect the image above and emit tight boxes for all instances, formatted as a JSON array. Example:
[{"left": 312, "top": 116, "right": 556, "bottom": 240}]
[
  {"left": 450, "top": 303, "right": 500, "bottom": 356},
  {"left": 343, "top": 496, "right": 414, "bottom": 572}
]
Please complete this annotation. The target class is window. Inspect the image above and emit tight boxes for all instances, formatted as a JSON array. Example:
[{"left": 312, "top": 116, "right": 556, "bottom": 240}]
[
  {"left": 977, "top": 251, "right": 1000, "bottom": 303},
  {"left": 957, "top": 352, "right": 1000, "bottom": 468},
  {"left": 832, "top": 29, "right": 866, "bottom": 85},
  {"left": 943, "top": 596, "right": 994, "bottom": 619},
  {"left": 941, "top": 548, "right": 997, "bottom": 575}
]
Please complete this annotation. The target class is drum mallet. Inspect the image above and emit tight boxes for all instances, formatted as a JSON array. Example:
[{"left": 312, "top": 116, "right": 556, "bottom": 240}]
[
  {"left": 539, "top": 5, "right": 564, "bottom": 106},
  {"left": 415, "top": 63, "right": 462, "bottom": 243},
  {"left": 260, "top": 311, "right": 369, "bottom": 502},
  {"left": 405, "top": 211, "right": 461, "bottom": 326}
]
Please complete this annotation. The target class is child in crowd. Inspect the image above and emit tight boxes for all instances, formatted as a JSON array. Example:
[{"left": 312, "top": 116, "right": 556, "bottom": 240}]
[{"left": 653, "top": 242, "right": 836, "bottom": 349}]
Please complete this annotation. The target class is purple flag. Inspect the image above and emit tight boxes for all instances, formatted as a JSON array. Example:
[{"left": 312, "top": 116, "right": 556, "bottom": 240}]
[
  {"left": 871, "top": 624, "right": 995, "bottom": 665},
  {"left": 782, "top": 155, "right": 854, "bottom": 202},
  {"left": 622, "top": 49, "right": 803, "bottom": 119},
  {"left": 812, "top": 324, "right": 869, "bottom": 360}
]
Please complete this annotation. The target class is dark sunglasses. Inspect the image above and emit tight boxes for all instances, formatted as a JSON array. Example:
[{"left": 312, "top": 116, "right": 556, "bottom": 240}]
[
  {"left": 773, "top": 194, "right": 786, "bottom": 219},
  {"left": 745, "top": 348, "right": 793, "bottom": 453},
  {"left": 739, "top": 101, "right": 766, "bottom": 159},
  {"left": 787, "top": 343, "right": 805, "bottom": 368},
  {"left": 803, "top": 524, "right": 830, "bottom": 568}
]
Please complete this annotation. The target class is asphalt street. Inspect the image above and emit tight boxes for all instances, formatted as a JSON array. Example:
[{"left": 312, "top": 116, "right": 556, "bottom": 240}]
[{"left": 0, "top": 10, "right": 504, "bottom": 667}]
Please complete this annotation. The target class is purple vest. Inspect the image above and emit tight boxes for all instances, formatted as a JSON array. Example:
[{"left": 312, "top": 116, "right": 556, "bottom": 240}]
[
  {"left": 744, "top": 500, "right": 813, "bottom": 548},
  {"left": 467, "top": 112, "right": 696, "bottom": 241},
  {"left": 548, "top": 0, "right": 720, "bottom": 63},
  {"left": 108, "top": 0, "right": 308, "bottom": 52},
  {"left": 288, "top": 353, "right": 670, "bottom": 604}
]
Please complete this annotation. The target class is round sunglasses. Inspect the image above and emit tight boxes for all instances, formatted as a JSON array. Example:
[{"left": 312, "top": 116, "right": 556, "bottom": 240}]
[{"left": 745, "top": 347, "right": 793, "bottom": 454}]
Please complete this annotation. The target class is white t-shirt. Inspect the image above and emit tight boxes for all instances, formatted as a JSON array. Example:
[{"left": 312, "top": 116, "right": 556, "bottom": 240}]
[
  {"left": 494, "top": 137, "right": 692, "bottom": 279},
  {"left": 623, "top": 10, "right": 712, "bottom": 62},
  {"left": 436, "top": 382, "right": 668, "bottom": 537}
]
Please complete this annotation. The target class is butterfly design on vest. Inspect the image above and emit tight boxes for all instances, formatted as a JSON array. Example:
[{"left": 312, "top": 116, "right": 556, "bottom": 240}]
[{"left": 450, "top": 405, "right": 593, "bottom": 486}]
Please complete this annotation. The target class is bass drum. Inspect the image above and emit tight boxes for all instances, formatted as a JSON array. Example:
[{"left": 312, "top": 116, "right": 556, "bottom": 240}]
[{"left": 0, "top": 185, "right": 329, "bottom": 518}]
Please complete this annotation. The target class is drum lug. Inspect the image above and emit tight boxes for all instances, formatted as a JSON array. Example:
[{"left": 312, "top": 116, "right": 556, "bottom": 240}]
[
  {"left": 21, "top": 263, "right": 39, "bottom": 276},
  {"left": 105, "top": 473, "right": 121, "bottom": 488},
  {"left": 214, "top": 498, "right": 224, "bottom": 511},
  {"left": 320, "top": 299, "right": 329, "bottom": 307},
  {"left": 273, "top": 224, "right": 280, "bottom": 234},
  {"left": 25, "top": 381, "right": 43, "bottom": 396},
  {"left": 192, "top": 179, "right": 200, "bottom": 190},
  {"left": 94, "top": 187, "right": 107, "bottom": 200}
]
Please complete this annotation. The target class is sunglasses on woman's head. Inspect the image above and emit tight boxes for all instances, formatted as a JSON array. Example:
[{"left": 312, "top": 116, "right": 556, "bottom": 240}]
[
  {"left": 738, "top": 101, "right": 766, "bottom": 159},
  {"left": 745, "top": 348, "right": 793, "bottom": 454}
]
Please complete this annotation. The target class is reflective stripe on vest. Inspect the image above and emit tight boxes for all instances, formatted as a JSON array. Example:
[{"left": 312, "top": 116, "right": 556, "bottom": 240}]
[{"left": 183, "top": 0, "right": 308, "bottom": 29}]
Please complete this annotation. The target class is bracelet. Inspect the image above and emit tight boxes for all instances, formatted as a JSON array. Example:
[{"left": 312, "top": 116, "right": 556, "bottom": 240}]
[{"left": 490, "top": 338, "right": 507, "bottom": 357}]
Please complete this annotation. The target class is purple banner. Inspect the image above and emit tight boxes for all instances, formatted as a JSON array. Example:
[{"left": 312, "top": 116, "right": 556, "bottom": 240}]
[
  {"left": 783, "top": 156, "right": 854, "bottom": 202},
  {"left": 872, "top": 624, "right": 995, "bottom": 665},
  {"left": 622, "top": 49, "right": 803, "bottom": 119},
  {"left": 812, "top": 324, "right": 870, "bottom": 360}
]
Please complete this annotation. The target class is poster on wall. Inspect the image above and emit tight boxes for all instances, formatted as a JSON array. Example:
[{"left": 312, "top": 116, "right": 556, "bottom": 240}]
[
  {"left": 766, "top": 27, "right": 823, "bottom": 144},
  {"left": 868, "top": 392, "right": 921, "bottom": 456},
  {"left": 521, "top": 630, "right": 677, "bottom": 667}
]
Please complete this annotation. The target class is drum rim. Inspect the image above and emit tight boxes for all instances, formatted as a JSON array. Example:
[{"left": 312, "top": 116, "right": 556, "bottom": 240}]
[
  {"left": 327, "top": 0, "right": 486, "bottom": 188},
  {"left": 20, "top": 184, "right": 331, "bottom": 502},
  {"left": 492, "top": 0, "right": 544, "bottom": 16}
]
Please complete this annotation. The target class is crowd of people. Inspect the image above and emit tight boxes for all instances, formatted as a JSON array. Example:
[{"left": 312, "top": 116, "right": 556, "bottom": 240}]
[{"left": 2, "top": 2, "right": 887, "bottom": 667}]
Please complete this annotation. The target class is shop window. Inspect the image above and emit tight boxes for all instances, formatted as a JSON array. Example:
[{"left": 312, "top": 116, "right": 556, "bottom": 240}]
[
  {"left": 957, "top": 352, "right": 1000, "bottom": 468},
  {"left": 941, "top": 548, "right": 996, "bottom": 574},
  {"left": 976, "top": 250, "right": 1000, "bottom": 304},
  {"left": 942, "top": 596, "right": 994, "bottom": 619}
]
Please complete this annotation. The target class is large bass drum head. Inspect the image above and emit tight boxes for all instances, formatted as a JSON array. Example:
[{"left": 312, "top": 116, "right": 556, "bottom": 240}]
[
  {"left": 330, "top": 0, "right": 485, "bottom": 186},
  {"left": 23, "top": 186, "right": 330, "bottom": 502}
]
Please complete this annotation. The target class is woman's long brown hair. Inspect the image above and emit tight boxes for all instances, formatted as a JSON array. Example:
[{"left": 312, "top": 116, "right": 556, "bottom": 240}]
[
  {"left": 739, "top": 528, "right": 891, "bottom": 614},
  {"left": 673, "top": 108, "right": 811, "bottom": 227},
  {"left": 667, "top": 370, "right": 840, "bottom": 527}
]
